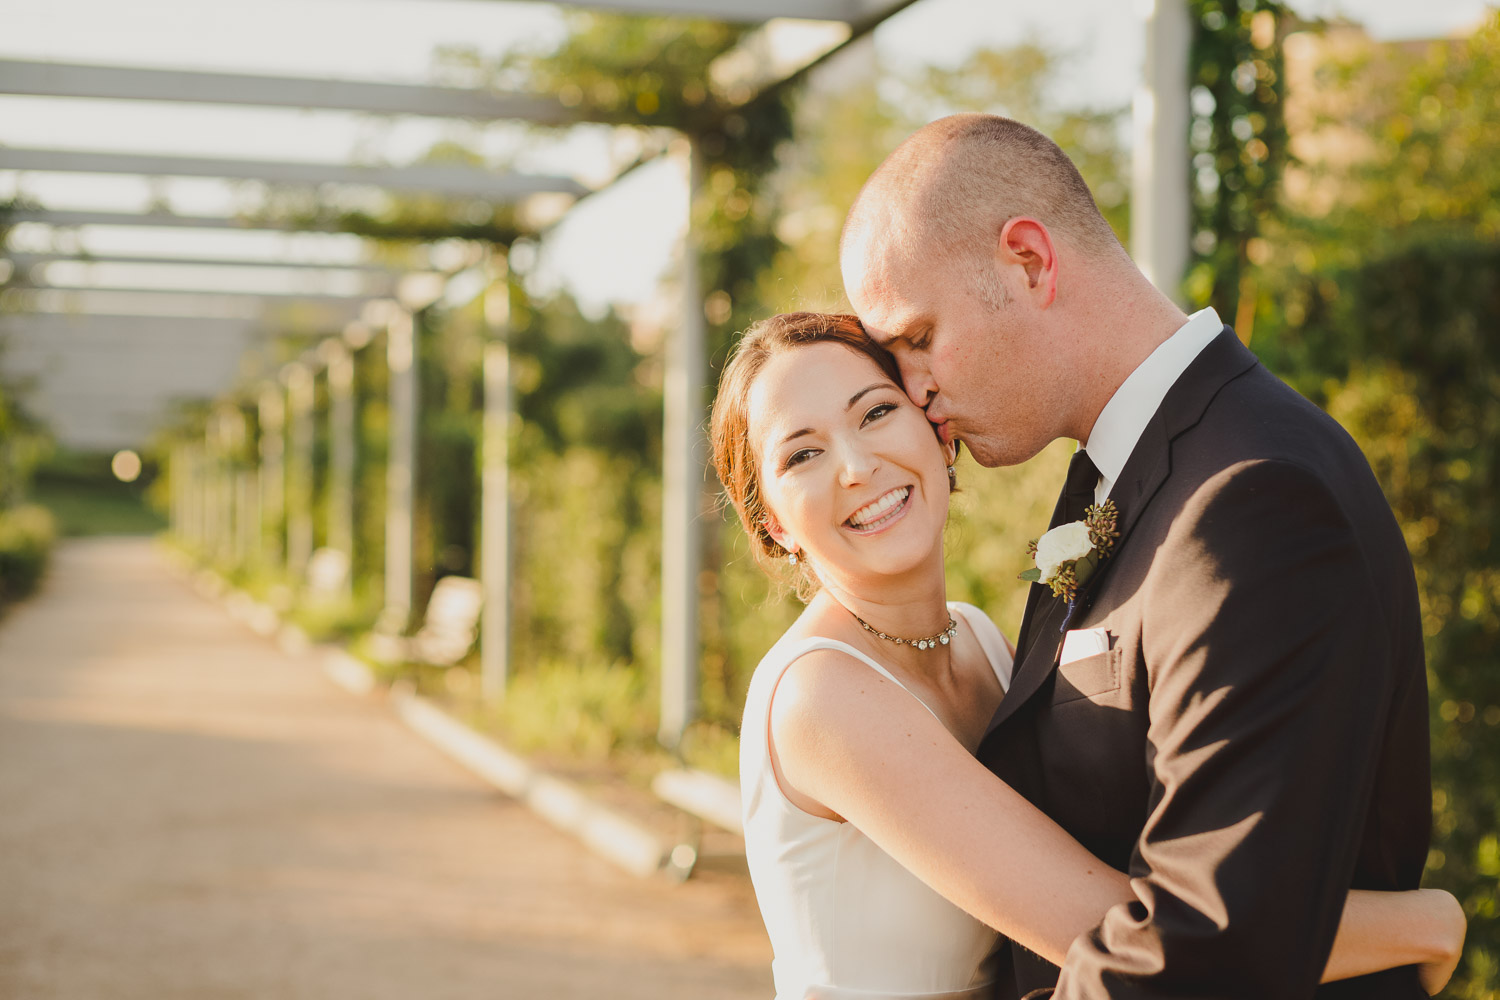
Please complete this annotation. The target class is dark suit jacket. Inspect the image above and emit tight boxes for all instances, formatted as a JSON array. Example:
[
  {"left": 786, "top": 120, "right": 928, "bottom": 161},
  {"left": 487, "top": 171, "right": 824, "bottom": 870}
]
[{"left": 979, "top": 328, "right": 1431, "bottom": 999}]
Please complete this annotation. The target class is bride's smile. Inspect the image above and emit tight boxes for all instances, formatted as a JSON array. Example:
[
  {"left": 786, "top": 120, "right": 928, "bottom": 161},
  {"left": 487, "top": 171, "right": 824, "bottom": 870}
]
[{"left": 844, "top": 485, "right": 911, "bottom": 534}]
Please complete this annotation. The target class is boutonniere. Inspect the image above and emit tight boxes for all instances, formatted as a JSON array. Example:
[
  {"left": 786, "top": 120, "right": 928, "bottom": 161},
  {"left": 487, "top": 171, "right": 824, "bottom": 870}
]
[{"left": 1020, "top": 500, "right": 1121, "bottom": 611}]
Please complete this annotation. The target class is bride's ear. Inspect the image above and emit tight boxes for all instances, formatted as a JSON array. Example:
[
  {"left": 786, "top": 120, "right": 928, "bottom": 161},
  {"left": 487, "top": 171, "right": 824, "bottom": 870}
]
[{"left": 762, "top": 512, "right": 796, "bottom": 554}]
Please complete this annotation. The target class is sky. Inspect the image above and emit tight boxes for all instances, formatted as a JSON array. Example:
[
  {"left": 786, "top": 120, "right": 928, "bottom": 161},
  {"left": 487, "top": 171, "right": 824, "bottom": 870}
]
[{"left": 0, "top": 0, "right": 1493, "bottom": 315}]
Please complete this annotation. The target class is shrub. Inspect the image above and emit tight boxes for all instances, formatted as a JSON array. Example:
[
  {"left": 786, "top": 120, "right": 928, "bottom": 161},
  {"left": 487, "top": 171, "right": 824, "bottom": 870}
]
[{"left": 0, "top": 504, "right": 56, "bottom": 606}]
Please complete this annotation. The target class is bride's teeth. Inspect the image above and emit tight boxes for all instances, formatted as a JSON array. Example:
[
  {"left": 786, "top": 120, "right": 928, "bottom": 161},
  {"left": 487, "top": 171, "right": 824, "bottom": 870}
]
[{"left": 850, "top": 487, "right": 908, "bottom": 528}]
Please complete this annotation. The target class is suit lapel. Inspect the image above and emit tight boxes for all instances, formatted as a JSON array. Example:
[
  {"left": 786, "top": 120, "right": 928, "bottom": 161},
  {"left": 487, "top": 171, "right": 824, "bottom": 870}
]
[{"left": 989, "top": 328, "right": 1258, "bottom": 736}]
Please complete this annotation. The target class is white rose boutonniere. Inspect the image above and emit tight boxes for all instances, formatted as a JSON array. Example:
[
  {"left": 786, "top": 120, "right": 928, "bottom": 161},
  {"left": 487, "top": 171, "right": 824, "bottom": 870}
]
[{"left": 1020, "top": 499, "right": 1121, "bottom": 607}]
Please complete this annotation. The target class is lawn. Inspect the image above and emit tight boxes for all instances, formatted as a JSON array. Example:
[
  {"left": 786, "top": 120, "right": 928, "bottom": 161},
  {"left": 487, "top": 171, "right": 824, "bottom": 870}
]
[{"left": 31, "top": 477, "right": 164, "bottom": 537}]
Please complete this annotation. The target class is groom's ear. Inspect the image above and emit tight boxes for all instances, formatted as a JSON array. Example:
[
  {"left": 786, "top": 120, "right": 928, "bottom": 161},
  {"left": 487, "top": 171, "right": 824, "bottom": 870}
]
[{"left": 997, "top": 217, "right": 1058, "bottom": 308}]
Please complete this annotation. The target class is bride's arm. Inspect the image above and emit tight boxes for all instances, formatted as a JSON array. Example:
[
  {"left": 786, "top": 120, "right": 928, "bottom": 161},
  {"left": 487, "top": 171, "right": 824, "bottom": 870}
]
[
  {"left": 1326, "top": 889, "right": 1465, "bottom": 994},
  {"left": 769, "top": 649, "right": 1131, "bottom": 964},
  {"left": 769, "top": 650, "right": 1465, "bottom": 983}
]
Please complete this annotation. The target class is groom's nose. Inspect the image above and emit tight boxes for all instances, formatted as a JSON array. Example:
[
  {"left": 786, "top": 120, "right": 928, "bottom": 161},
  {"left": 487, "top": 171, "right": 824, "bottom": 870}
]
[{"left": 900, "top": 365, "right": 937, "bottom": 409}]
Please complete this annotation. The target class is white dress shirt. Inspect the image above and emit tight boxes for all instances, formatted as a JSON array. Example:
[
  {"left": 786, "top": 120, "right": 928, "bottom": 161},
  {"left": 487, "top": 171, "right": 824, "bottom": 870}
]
[{"left": 1084, "top": 307, "right": 1225, "bottom": 505}]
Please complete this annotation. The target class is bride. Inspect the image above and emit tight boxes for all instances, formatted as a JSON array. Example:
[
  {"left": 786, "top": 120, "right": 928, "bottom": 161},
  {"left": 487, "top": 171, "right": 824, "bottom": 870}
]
[{"left": 709, "top": 311, "right": 1464, "bottom": 1000}]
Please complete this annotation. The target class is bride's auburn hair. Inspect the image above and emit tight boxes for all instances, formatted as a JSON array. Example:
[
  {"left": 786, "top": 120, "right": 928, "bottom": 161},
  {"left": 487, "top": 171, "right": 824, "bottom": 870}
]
[{"left": 710, "top": 312, "right": 905, "bottom": 593}]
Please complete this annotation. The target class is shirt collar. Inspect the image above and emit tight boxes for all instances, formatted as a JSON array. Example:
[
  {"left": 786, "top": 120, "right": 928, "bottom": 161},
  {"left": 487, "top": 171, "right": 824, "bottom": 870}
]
[{"left": 1084, "top": 307, "right": 1224, "bottom": 500}]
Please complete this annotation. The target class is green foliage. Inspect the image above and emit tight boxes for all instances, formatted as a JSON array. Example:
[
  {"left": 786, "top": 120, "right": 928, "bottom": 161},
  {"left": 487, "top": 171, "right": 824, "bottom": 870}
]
[
  {"left": 490, "top": 13, "right": 745, "bottom": 124},
  {"left": 354, "top": 333, "right": 389, "bottom": 587},
  {"left": 901, "top": 43, "right": 1132, "bottom": 242},
  {"left": 1185, "top": 0, "right": 1289, "bottom": 315},
  {"left": 506, "top": 290, "right": 659, "bottom": 458},
  {"left": 483, "top": 658, "right": 658, "bottom": 761},
  {"left": 0, "top": 392, "right": 51, "bottom": 509},
  {"left": 0, "top": 503, "right": 55, "bottom": 607},
  {"left": 0, "top": 236, "right": 54, "bottom": 507},
  {"left": 758, "top": 41, "right": 1130, "bottom": 314},
  {"left": 1327, "top": 14, "right": 1500, "bottom": 247},
  {"left": 1256, "top": 240, "right": 1500, "bottom": 998},
  {"left": 24, "top": 450, "right": 160, "bottom": 537},
  {"left": 1243, "top": 20, "right": 1500, "bottom": 991}
]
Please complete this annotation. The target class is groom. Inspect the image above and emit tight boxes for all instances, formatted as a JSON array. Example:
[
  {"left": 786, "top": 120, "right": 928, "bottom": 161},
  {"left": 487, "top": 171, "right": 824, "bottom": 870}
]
[{"left": 840, "top": 114, "right": 1432, "bottom": 998}]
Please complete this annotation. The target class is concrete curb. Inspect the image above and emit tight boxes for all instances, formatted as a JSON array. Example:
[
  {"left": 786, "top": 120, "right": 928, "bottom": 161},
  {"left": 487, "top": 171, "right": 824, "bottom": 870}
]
[
  {"left": 171, "top": 555, "right": 673, "bottom": 879},
  {"left": 321, "top": 647, "right": 378, "bottom": 697},
  {"left": 391, "top": 689, "right": 668, "bottom": 879},
  {"left": 652, "top": 768, "right": 743, "bottom": 835}
]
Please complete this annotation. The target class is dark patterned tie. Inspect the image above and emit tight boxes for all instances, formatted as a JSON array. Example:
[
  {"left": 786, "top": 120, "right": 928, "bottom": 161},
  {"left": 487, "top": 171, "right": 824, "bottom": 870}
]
[{"left": 1051, "top": 448, "right": 1100, "bottom": 530}]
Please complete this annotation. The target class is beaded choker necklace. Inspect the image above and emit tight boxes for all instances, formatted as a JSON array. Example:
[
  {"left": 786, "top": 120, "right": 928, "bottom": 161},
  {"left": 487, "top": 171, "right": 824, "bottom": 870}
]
[{"left": 851, "top": 612, "right": 958, "bottom": 651}]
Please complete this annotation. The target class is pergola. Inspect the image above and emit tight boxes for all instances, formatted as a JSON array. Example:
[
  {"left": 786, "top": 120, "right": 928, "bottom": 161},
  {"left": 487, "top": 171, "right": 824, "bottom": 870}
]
[{"left": 0, "top": 0, "right": 1191, "bottom": 748}]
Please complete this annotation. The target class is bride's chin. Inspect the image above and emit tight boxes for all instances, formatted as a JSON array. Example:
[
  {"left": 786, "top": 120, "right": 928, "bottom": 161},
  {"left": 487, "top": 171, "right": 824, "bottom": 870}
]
[{"left": 834, "top": 543, "right": 947, "bottom": 587}]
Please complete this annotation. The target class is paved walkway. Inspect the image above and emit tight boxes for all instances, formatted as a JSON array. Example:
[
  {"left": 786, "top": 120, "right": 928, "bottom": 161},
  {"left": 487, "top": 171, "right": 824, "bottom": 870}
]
[{"left": 0, "top": 538, "right": 772, "bottom": 1000}]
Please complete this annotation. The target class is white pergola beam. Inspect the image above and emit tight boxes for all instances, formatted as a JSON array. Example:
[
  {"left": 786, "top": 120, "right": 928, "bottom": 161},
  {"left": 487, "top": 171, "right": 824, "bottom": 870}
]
[
  {"left": 524, "top": 0, "right": 887, "bottom": 23},
  {"left": 8, "top": 251, "right": 399, "bottom": 274},
  {"left": 0, "top": 147, "right": 588, "bottom": 201},
  {"left": 0, "top": 312, "right": 258, "bottom": 336},
  {"left": 7, "top": 208, "right": 366, "bottom": 233},
  {"left": 0, "top": 59, "right": 573, "bottom": 123},
  {"left": 22, "top": 281, "right": 377, "bottom": 305}
]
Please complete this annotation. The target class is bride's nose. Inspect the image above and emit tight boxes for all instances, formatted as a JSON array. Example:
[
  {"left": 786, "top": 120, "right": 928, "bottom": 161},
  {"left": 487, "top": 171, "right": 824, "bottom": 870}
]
[{"left": 836, "top": 440, "right": 877, "bottom": 488}]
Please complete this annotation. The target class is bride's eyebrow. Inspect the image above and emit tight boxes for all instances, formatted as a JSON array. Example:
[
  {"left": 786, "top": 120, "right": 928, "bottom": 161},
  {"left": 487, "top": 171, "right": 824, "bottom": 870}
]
[
  {"left": 775, "top": 382, "right": 895, "bottom": 449},
  {"left": 846, "top": 382, "right": 891, "bottom": 409},
  {"left": 779, "top": 427, "right": 815, "bottom": 448}
]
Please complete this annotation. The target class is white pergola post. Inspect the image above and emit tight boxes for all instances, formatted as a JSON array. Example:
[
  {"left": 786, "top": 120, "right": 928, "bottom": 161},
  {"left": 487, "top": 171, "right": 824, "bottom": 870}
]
[
  {"left": 285, "top": 363, "right": 316, "bottom": 581},
  {"left": 170, "top": 443, "right": 190, "bottom": 545},
  {"left": 186, "top": 446, "right": 204, "bottom": 554},
  {"left": 237, "top": 463, "right": 259, "bottom": 569},
  {"left": 380, "top": 308, "right": 418, "bottom": 634},
  {"left": 178, "top": 446, "right": 192, "bottom": 548},
  {"left": 258, "top": 383, "right": 286, "bottom": 569},
  {"left": 219, "top": 404, "right": 249, "bottom": 568},
  {"left": 322, "top": 339, "right": 357, "bottom": 598},
  {"left": 480, "top": 251, "right": 512, "bottom": 700},
  {"left": 168, "top": 444, "right": 181, "bottom": 539},
  {"left": 201, "top": 423, "right": 223, "bottom": 562},
  {"left": 220, "top": 412, "right": 239, "bottom": 566},
  {"left": 1132, "top": 0, "right": 1192, "bottom": 302},
  {"left": 659, "top": 136, "right": 707, "bottom": 749}
]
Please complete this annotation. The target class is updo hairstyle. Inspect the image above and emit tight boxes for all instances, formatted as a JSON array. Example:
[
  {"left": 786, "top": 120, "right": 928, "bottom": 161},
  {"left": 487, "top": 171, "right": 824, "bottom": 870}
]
[{"left": 710, "top": 312, "right": 905, "bottom": 595}]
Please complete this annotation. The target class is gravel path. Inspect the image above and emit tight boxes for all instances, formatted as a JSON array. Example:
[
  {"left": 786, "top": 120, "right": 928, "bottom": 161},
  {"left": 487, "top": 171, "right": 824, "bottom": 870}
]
[{"left": 0, "top": 538, "right": 772, "bottom": 1000}]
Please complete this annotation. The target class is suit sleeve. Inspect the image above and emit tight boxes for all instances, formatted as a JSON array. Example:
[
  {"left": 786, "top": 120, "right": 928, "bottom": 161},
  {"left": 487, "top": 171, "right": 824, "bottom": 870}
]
[{"left": 1054, "top": 459, "right": 1401, "bottom": 998}]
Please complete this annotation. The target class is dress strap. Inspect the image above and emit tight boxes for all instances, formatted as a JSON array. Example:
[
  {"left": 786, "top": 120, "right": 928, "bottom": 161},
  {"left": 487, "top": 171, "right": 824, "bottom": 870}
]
[{"left": 780, "top": 637, "right": 946, "bottom": 727}]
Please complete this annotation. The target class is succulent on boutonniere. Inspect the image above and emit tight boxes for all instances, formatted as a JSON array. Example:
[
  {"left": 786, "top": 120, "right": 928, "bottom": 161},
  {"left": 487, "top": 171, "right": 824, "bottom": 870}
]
[{"left": 1020, "top": 499, "right": 1121, "bottom": 606}]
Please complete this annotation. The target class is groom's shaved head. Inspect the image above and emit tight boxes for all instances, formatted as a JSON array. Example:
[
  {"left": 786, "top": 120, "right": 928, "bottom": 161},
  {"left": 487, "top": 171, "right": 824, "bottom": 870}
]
[{"left": 841, "top": 114, "right": 1124, "bottom": 292}]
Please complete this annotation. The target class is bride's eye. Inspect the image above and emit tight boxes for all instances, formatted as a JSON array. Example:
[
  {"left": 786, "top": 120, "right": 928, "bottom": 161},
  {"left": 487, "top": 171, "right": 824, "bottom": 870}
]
[
  {"left": 783, "top": 448, "right": 818, "bottom": 470},
  {"left": 861, "top": 402, "right": 898, "bottom": 427}
]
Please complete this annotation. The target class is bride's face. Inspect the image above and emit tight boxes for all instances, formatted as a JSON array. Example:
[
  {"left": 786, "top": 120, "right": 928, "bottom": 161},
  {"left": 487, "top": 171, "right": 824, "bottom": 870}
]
[{"left": 749, "top": 341, "right": 953, "bottom": 585}]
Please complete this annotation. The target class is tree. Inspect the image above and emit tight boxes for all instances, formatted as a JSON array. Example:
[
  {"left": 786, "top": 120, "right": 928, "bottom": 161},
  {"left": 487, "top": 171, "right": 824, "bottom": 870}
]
[{"left": 1247, "top": 14, "right": 1500, "bottom": 994}]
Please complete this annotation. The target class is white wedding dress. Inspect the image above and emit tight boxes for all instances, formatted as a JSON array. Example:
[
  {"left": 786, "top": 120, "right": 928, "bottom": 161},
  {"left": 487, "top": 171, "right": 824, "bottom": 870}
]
[{"left": 740, "top": 602, "right": 1014, "bottom": 1000}]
